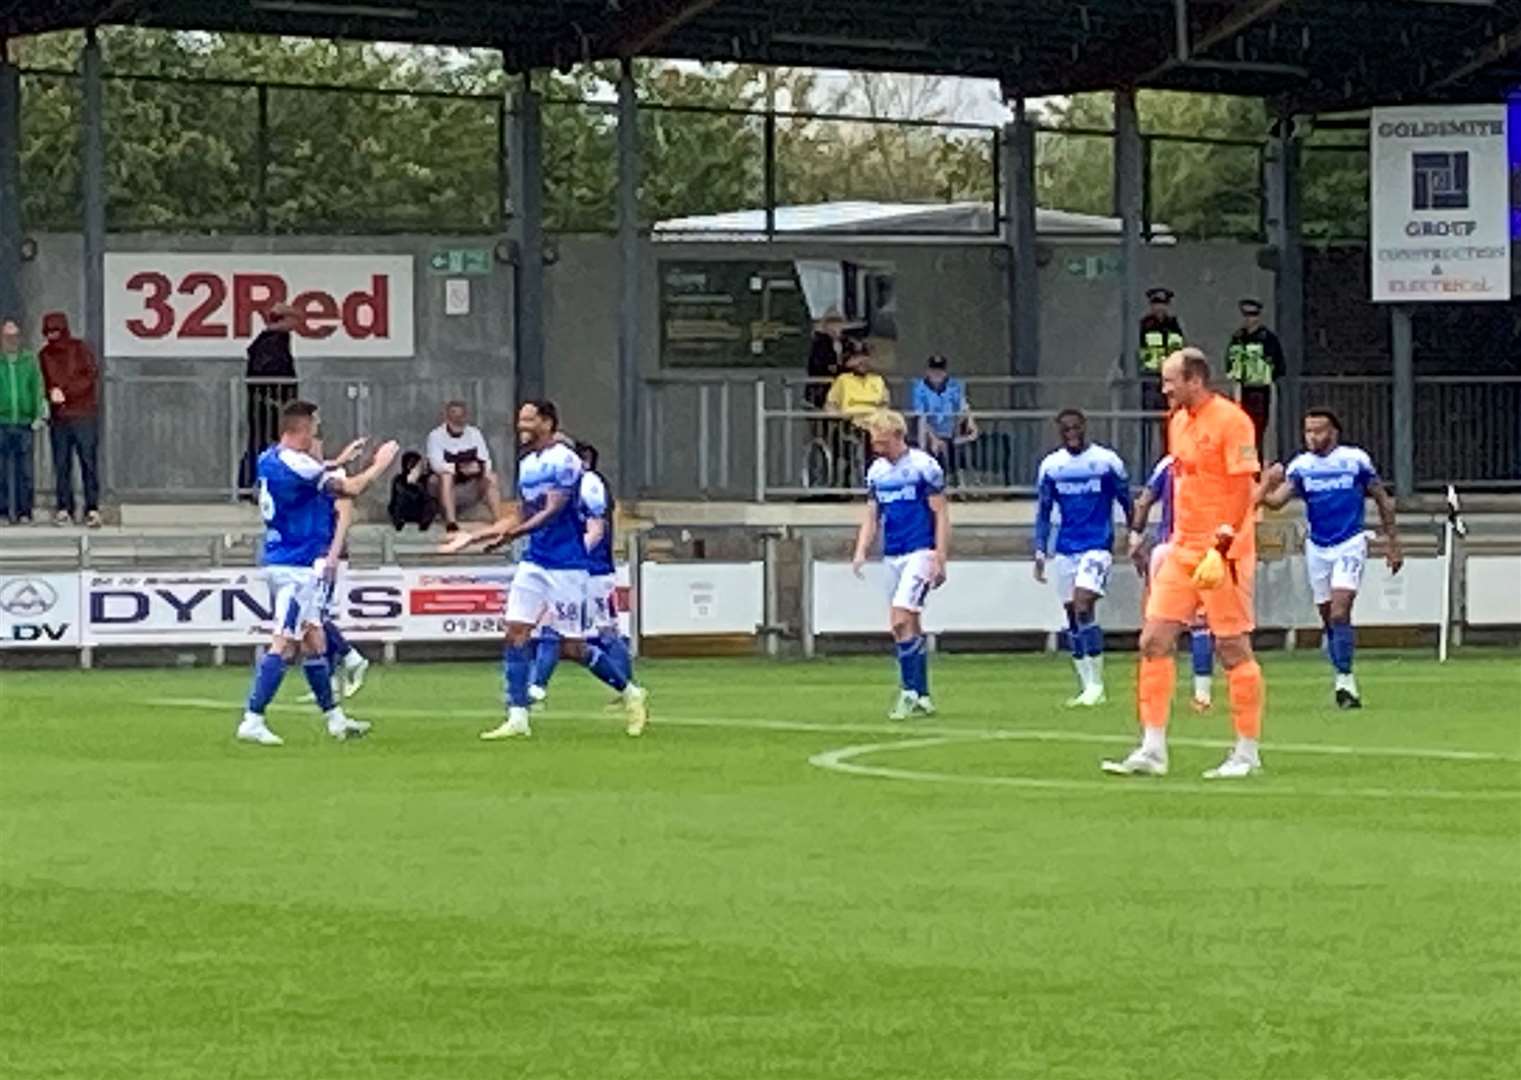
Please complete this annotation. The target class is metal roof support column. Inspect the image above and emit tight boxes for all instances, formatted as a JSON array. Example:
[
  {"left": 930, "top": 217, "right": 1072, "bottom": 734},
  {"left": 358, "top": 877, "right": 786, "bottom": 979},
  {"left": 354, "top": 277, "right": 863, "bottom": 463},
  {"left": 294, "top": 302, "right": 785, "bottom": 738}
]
[
  {"left": 616, "top": 59, "right": 641, "bottom": 497},
  {"left": 0, "top": 41, "right": 22, "bottom": 324},
  {"left": 1391, "top": 305, "right": 1414, "bottom": 495},
  {"left": 507, "top": 80, "right": 545, "bottom": 401},
  {"left": 1113, "top": 88, "right": 1145, "bottom": 467},
  {"left": 1265, "top": 110, "right": 1305, "bottom": 460},
  {"left": 82, "top": 29, "right": 105, "bottom": 363},
  {"left": 1005, "top": 99, "right": 1039, "bottom": 382}
]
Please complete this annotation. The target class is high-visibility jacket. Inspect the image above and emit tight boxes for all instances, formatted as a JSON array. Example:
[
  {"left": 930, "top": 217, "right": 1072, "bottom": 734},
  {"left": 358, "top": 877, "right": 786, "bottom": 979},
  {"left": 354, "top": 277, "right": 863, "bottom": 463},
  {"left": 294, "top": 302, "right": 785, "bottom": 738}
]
[{"left": 1138, "top": 316, "right": 1184, "bottom": 372}]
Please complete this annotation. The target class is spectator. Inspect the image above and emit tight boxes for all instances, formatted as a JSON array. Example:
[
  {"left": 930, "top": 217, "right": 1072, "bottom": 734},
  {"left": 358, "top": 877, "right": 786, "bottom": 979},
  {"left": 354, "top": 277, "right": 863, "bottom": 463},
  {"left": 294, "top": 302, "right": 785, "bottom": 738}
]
[
  {"left": 1138, "top": 286, "right": 1183, "bottom": 462},
  {"left": 805, "top": 306, "right": 849, "bottom": 408},
  {"left": 242, "top": 303, "right": 299, "bottom": 493},
  {"left": 426, "top": 400, "right": 503, "bottom": 532},
  {"left": 388, "top": 450, "right": 438, "bottom": 532},
  {"left": 825, "top": 339, "right": 889, "bottom": 481},
  {"left": 911, "top": 354, "right": 977, "bottom": 483},
  {"left": 39, "top": 312, "right": 102, "bottom": 528},
  {"left": 0, "top": 318, "right": 46, "bottom": 525},
  {"left": 825, "top": 339, "right": 889, "bottom": 426},
  {"left": 1225, "top": 297, "right": 1285, "bottom": 459}
]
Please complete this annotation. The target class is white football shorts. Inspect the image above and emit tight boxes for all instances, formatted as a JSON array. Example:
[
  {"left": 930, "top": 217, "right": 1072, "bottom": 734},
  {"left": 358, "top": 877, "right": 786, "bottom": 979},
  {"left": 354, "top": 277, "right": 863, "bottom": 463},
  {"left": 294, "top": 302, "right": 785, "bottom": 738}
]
[
  {"left": 583, "top": 572, "right": 620, "bottom": 636},
  {"left": 884, "top": 549, "right": 938, "bottom": 613},
  {"left": 1306, "top": 534, "right": 1367, "bottom": 605},
  {"left": 506, "top": 561, "right": 588, "bottom": 638},
  {"left": 1052, "top": 549, "right": 1112, "bottom": 601},
  {"left": 267, "top": 563, "right": 323, "bottom": 636}
]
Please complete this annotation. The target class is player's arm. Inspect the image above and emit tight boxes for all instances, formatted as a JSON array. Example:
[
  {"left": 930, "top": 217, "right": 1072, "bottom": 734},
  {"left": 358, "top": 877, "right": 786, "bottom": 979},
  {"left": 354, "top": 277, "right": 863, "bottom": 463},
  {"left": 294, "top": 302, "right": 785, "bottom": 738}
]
[
  {"left": 1032, "top": 471, "right": 1053, "bottom": 582},
  {"left": 327, "top": 439, "right": 368, "bottom": 470},
  {"left": 1369, "top": 477, "right": 1404, "bottom": 573},
  {"left": 1130, "top": 486, "right": 1156, "bottom": 534},
  {"left": 584, "top": 514, "right": 607, "bottom": 552},
  {"left": 930, "top": 491, "right": 950, "bottom": 587},
  {"left": 1257, "top": 463, "right": 1295, "bottom": 510},
  {"left": 850, "top": 497, "right": 878, "bottom": 578},
  {"left": 1111, "top": 463, "right": 1134, "bottom": 537},
  {"left": 322, "top": 496, "right": 355, "bottom": 577},
  {"left": 330, "top": 440, "right": 399, "bottom": 498}
]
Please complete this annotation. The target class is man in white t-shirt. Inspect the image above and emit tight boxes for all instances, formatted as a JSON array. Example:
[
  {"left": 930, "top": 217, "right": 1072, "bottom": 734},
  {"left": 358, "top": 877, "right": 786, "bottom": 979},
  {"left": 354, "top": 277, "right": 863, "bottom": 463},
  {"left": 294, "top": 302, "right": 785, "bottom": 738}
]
[{"left": 425, "top": 400, "right": 503, "bottom": 532}]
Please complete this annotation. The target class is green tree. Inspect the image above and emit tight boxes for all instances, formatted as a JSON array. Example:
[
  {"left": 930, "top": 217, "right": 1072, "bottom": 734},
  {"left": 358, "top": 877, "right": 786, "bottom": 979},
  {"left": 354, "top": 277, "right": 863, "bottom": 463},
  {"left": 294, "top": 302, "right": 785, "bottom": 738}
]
[{"left": 1035, "top": 90, "right": 1369, "bottom": 242}]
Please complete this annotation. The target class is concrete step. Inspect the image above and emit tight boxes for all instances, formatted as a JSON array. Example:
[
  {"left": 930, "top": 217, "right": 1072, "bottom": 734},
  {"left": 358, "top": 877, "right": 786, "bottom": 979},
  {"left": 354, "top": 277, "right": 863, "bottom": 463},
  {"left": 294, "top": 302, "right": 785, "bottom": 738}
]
[{"left": 118, "top": 502, "right": 261, "bottom": 528}]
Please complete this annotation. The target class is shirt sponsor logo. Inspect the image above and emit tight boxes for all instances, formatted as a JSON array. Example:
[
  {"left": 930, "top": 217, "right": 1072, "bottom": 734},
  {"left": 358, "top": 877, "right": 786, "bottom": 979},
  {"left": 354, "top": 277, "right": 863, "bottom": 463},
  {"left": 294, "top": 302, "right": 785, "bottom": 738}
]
[
  {"left": 1055, "top": 478, "right": 1103, "bottom": 496},
  {"left": 1302, "top": 473, "right": 1357, "bottom": 493}
]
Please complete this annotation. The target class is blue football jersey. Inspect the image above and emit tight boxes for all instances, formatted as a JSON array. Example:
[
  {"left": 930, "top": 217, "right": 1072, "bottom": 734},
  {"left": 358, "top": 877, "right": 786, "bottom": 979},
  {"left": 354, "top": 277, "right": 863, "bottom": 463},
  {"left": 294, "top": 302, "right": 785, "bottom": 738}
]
[
  {"left": 1286, "top": 444, "right": 1378, "bottom": 547},
  {"left": 1144, "top": 455, "right": 1175, "bottom": 544},
  {"left": 866, "top": 448, "right": 945, "bottom": 557},
  {"left": 578, "top": 470, "right": 616, "bottom": 576},
  {"left": 258, "top": 446, "right": 341, "bottom": 567},
  {"left": 1035, "top": 444, "right": 1133, "bottom": 556},
  {"left": 518, "top": 441, "right": 585, "bottom": 570}
]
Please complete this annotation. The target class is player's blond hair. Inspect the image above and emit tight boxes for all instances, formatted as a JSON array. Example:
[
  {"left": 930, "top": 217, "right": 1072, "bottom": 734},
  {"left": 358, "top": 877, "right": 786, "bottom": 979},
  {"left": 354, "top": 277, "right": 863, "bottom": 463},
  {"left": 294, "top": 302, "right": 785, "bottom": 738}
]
[{"left": 866, "top": 409, "right": 908, "bottom": 438}]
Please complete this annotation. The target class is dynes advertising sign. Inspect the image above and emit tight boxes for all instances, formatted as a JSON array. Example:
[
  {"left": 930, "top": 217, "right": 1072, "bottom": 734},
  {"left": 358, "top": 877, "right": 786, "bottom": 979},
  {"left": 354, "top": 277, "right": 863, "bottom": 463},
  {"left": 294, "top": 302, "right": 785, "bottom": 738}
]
[
  {"left": 103, "top": 253, "right": 415, "bottom": 357},
  {"left": 1370, "top": 105, "right": 1510, "bottom": 302}
]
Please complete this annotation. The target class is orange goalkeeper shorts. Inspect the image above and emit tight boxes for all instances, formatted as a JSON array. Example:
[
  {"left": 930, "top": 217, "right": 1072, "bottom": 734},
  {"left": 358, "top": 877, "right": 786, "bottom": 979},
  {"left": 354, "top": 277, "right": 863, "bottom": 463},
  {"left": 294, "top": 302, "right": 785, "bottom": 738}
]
[{"left": 1144, "top": 544, "right": 1255, "bottom": 638}]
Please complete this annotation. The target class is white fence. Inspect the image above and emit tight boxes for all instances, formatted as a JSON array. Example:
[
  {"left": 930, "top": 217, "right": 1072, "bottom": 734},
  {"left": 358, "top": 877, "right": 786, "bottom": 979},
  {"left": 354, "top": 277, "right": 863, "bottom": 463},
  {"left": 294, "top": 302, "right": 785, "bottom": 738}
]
[{"left": 3, "top": 551, "right": 1518, "bottom": 663}]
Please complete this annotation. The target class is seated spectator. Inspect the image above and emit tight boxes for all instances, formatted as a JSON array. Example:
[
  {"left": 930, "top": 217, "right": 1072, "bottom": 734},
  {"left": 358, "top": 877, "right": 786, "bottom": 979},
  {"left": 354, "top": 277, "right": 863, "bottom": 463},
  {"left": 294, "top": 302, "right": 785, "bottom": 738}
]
[
  {"left": 824, "top": 339, "right": 889, "bottom": 483},
  {"left": 0, "top": 318, "right": 45, "bottom": 525},
  {"left": 39, "top": 311, "right": 102, "bottom": 527},
  {"left": 425, "top": 401, "right": 502, "bottom": 532},
  {"left": 825, "top": 340, "right": 888, "bottom": 427},
  {"left": 389, "top": 450, "right": 437, "bottom": 532},
  {"left": 911, "top": 354, "right": 978, "bottom": 484}
]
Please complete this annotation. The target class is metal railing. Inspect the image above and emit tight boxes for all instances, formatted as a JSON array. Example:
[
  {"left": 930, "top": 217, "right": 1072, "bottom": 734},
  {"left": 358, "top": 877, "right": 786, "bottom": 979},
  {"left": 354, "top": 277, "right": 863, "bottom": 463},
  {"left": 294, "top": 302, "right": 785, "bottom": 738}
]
[
  {"left": 1296, "top": 375, "right": 1521, "bottom": 489},
  {"left": 101, "top": 373, "right": 511, "bottom": 503},
  {"left": 637, "top": 374, "right": 1168, "bottom": 501}
]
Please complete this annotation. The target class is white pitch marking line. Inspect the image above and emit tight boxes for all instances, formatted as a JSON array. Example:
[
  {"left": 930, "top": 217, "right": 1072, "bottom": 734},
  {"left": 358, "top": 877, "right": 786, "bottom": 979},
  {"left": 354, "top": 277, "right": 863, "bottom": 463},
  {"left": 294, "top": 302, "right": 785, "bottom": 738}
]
[
  {"left": 146, "top": 697, "right": 1521, "bottom": 765},
  {"left": 807, "top": 736, "right": 1521, "bottom": 803}
]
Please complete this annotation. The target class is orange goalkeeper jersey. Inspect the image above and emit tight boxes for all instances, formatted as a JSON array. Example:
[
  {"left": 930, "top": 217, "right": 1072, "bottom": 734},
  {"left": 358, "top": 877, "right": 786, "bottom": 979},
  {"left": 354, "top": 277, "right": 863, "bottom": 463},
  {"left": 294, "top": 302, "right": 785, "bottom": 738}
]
[{"left": 1167, "top": 393, "right": 1260, "bottom": 555}]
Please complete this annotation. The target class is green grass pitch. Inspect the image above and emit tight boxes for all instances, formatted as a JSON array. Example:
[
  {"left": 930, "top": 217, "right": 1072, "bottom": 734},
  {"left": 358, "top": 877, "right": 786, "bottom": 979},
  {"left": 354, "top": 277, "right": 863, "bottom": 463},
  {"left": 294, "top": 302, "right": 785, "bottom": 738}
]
[{"left": 2, "top": 651, "right": 1519, "bottom": 1080}]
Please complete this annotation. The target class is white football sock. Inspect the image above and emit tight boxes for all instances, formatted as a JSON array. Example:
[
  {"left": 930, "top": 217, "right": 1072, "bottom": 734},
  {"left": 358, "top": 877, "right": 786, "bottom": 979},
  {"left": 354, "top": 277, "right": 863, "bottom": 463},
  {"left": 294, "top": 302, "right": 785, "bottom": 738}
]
[
  {"left": 1141, "top": 724, "right": 1168, "bottom": 756},
  {"left": 1194, "top": 674, "right": 1213, "bottom": 702},
  {"left": 1235, "top": 736, "right": 1260, "bottom": 763},
  {"left": 1073, "top": 656, "right": 1092, "bottom": 689},
  {"left": 1089, "top": 654, "right": 1104, "bottom": 689}
]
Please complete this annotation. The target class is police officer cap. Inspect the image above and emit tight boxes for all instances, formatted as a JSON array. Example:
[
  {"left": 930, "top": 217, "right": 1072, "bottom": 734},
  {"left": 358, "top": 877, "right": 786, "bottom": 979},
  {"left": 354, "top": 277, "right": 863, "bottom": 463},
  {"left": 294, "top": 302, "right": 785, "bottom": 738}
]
[
  {"left": 1145, "top": 287, "right": 1174, "bottom": 303},
  {"left": 1239, "top": 297, "right": 1264, "bottom": 314}
]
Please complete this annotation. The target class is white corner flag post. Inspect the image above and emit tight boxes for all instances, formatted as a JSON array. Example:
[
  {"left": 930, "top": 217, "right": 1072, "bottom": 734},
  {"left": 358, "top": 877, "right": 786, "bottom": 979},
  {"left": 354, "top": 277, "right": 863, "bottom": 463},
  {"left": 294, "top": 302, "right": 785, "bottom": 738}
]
[{"left": 1437, "top": 484, "right": 1467, "bottom": 664}]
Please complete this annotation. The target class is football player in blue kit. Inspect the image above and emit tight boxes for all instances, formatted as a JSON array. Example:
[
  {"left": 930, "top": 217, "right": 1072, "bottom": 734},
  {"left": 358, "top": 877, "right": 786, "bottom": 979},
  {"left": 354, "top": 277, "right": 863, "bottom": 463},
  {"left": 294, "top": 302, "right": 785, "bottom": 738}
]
[
  {"left": 1259, "top": 409, "right": 1403, "bottom": 708},
  {"left": 442, "top": 401, "right": 649, "bottom": 738},
  {"left": 850, "top": 410, "right": 951, "bottom": 720},
  {"left": 238, "top": 401, "right": 397, "bottom": 746},
  {"left": 1034, "top": 409, "right": 1133, "bottom": 707}
]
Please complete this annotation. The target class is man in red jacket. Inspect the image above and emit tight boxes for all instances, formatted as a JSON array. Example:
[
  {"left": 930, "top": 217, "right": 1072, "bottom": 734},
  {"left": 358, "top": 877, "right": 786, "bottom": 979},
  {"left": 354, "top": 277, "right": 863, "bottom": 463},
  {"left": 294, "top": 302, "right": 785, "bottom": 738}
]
[{"left": 39, "top": 312, "right": 101, "bottom": 527}]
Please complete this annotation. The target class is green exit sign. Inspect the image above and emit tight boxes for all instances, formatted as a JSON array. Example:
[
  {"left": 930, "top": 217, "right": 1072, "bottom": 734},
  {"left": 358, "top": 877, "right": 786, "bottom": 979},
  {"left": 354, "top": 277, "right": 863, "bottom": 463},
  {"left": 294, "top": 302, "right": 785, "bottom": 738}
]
[{"left": 428, "top": 247, "right": 493, "bottom": 275}]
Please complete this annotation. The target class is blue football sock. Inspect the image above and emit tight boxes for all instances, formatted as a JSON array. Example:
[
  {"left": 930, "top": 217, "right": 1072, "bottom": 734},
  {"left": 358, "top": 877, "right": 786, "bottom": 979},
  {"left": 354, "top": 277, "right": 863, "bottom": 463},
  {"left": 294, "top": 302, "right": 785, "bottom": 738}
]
[
  {"left": 322, "top": 620, "right": 352, "bottom": 667},
  {"left": 582, "top": 643, "right": 629, "bottom": 692},
  {"left": 895, "top": 638, "right": 917, "bottom": 692},
  {"left": 533, "top": 629, "right": 563, "bottom": 689},
  {"left": 302, "top": 657, "right": 337, "bottom": 712},
  {"left": 911, "top": 635, "right": 930, "bottom": 697},
  {"left": 600, "top": 631, "right": 634, "bottom": 685},
  {"left": 246, "top": 652, "right": 288, "bottom": 715},
  {"left": 503, "top": 640, "right": 533, "bottom": 708},
  {"left": 1078, "top": 621, "right": 1104, "bottom": 659},
  {"left": 1065, "top": 609, "right": 1084, "bottom": 659},
  {"left": 1190, "top": 626, "right": 1214, "bottom": 677},
  {"left": 1328, "top": 621, "right": 1355, "bottom": 675}
]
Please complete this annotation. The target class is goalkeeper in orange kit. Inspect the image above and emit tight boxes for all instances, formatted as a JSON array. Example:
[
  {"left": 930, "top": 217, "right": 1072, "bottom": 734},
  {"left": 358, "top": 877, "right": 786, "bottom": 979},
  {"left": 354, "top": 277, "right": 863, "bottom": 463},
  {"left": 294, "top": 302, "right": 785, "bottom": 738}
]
[{"left": 1103, "top": 348, "right": 1266, "bottom": 780}]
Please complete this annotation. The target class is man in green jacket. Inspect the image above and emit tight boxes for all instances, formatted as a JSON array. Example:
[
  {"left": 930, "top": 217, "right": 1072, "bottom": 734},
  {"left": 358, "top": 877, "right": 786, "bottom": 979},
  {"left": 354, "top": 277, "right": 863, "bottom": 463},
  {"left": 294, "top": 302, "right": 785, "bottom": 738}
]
[{"left": 1, "top": 318, "right": 48, "bottom": 524}]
